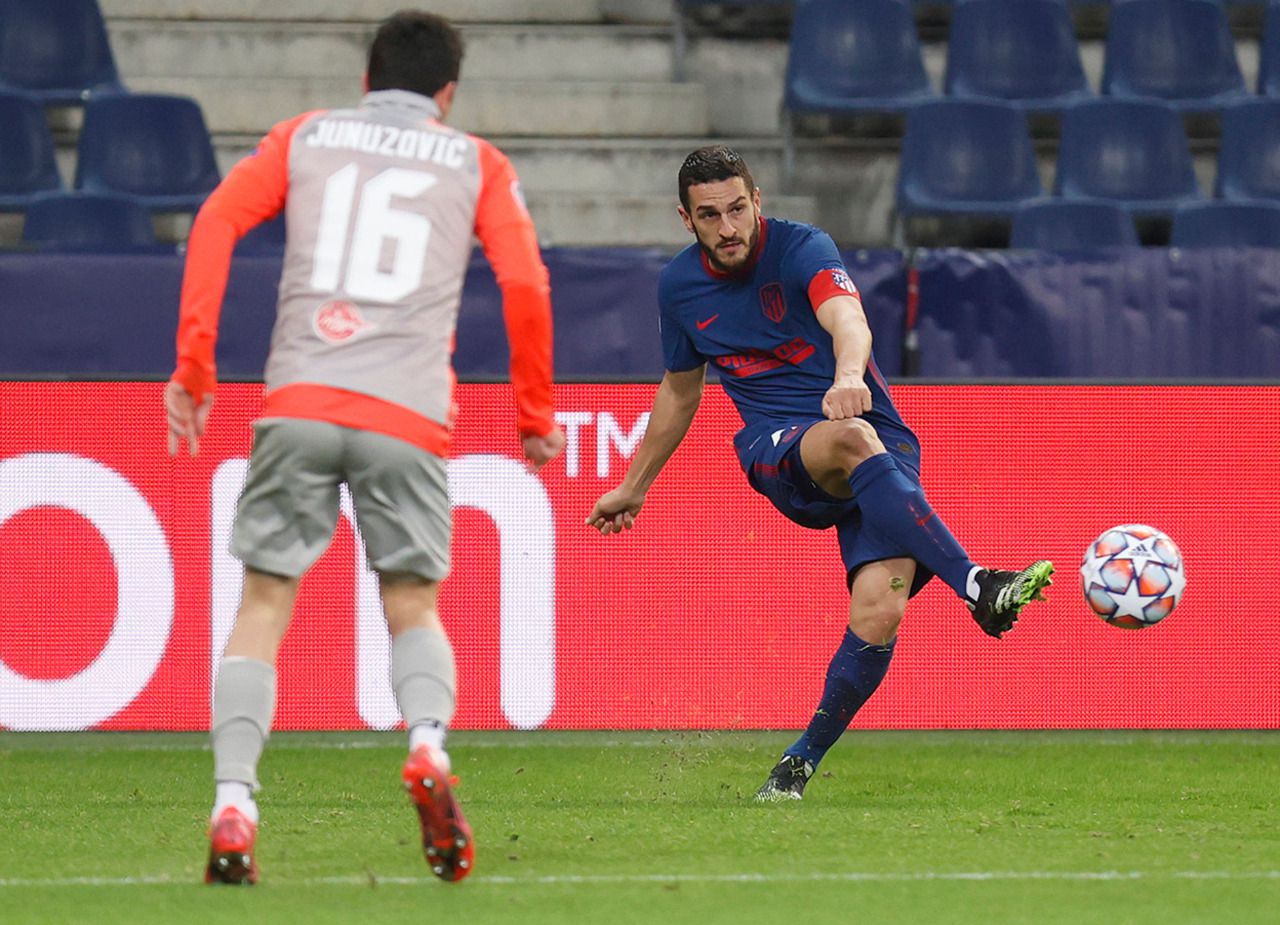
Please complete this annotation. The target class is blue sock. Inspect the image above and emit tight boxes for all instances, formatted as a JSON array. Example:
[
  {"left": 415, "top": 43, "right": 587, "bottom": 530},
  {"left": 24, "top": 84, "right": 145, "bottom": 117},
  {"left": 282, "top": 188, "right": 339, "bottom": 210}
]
[
  {"left": 785, "top": 629, "right": 895, "bottom": 768},
  {"left": 848, "top": 453, "right": 976, "bottom": 598}
]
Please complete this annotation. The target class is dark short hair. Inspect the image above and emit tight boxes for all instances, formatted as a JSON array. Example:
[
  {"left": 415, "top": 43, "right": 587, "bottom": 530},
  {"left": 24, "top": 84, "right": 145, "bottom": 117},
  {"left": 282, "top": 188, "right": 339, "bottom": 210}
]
[
  {"left": 678, "top": 145, "right": 756, "bottom": 210},
  {"left": 367, "top": 10, "right": 465, "bottom": 98}
]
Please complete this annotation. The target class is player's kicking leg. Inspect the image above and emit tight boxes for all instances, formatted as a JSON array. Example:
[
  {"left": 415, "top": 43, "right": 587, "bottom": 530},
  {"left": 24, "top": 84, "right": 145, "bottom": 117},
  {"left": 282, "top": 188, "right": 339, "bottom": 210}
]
[{"left": 801, "top": 419, "right": 1054, "bottom": 638}]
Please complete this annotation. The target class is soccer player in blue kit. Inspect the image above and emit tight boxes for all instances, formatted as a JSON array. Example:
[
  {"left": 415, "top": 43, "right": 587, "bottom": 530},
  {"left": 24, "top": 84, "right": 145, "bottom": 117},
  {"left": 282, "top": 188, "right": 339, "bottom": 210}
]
[{"left": 587, "top": 146, "right": 1054, "bottom": 801}]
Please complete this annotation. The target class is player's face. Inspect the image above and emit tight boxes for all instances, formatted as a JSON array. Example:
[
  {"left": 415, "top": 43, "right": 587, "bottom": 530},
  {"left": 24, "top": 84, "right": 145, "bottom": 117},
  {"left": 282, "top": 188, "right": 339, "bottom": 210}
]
[{"left": 679, "top": 178, "right": 762, "bottom": 272}]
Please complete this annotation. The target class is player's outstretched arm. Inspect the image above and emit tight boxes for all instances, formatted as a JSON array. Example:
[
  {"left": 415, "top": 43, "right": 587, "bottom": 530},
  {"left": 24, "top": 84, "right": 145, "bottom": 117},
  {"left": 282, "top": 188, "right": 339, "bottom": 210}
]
[
  {"left": 815, "top": 294, "right": 874, "bottom": 420},
  {"left": 587, "top": 365, "right": 705, "bottom": 535}
]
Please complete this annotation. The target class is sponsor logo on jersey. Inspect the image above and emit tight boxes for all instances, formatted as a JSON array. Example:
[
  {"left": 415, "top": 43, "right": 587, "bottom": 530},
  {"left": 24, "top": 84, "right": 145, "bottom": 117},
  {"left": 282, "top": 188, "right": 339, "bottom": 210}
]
[
  {"left": 696, "top": 313, "right": 720, "bottom": 331},
  {"left": 313, "top": 300, "right": 373, "bottom": 344},
  {"left": 760, "top": 282, "right": 786, "bottom": 323},
  {"left": 713, "top": 337, "right": 815, "bottom": 377}
]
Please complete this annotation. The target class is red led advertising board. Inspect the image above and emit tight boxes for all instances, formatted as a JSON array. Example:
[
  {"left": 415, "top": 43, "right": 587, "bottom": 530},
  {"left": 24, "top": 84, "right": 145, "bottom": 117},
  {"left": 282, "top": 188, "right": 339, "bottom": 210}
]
[{"left": 1, "top": 382, "right": 1277, "bottom": 731}]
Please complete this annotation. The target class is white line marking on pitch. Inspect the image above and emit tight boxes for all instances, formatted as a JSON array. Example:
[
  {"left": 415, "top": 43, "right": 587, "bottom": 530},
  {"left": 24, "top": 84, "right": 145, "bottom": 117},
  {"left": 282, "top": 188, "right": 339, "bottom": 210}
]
[{"left": 2, "top": 871, "right": 1278, "bottom": 888}]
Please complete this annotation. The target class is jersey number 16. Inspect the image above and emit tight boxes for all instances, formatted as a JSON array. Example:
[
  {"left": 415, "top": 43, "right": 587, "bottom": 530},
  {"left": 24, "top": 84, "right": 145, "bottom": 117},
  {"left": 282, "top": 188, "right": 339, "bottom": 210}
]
[{"left": 310, "top": 164, "right": 437, "bottom": 303}]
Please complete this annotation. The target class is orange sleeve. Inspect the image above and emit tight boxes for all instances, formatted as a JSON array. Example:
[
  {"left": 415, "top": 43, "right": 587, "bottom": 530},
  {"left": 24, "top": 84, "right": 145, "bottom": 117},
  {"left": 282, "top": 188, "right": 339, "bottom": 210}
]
[
  {"left": 171, "top": 111, "right": 319, "bottom": 398},
  {"left": 473, "top": 138, "right": 555, "bottom": 438}
]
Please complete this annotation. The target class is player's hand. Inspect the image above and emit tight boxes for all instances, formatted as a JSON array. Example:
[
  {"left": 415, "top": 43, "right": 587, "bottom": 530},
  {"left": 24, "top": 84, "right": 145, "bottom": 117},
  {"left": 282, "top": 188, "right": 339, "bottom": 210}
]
[
  {"left": 522, "top": 425, "right": 566, "bottom": 472},
  {"left": 165, "top": 379, "right": 214, "bottom": 456},
  {"left": 586, "top": 485, "right": 646, "bottom": 535},
  {"left": 822, "top": 378, "right": 872, "bottom": 420}
]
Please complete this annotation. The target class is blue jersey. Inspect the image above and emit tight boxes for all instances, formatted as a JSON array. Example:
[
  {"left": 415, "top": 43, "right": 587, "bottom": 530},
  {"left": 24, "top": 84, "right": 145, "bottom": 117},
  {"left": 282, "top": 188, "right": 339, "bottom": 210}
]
[{"left": 658, "top": 218, "right": 914, "bottom": 443}]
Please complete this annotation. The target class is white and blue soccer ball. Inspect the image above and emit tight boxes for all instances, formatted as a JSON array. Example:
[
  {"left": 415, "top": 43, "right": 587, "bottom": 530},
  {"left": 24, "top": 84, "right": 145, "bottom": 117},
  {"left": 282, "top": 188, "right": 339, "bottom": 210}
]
[{"left": 1080, "top": 524, "right": 1186, "bottom": 629}]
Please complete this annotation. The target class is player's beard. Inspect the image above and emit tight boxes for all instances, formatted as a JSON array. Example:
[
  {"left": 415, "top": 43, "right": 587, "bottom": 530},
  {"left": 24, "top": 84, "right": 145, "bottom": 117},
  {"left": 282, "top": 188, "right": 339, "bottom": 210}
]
[{"left": 700, "top": 216, "right": 759, "bottom": 274}]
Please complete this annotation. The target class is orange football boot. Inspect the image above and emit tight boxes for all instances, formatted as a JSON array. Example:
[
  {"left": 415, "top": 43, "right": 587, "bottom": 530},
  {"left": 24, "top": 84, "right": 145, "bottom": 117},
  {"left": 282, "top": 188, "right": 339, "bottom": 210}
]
[
  {"left": 204, "top": 806, "right": 258, "bottom": 885},
  {"left": 401, "top": 746, "right": 474, "bottom": 882}
]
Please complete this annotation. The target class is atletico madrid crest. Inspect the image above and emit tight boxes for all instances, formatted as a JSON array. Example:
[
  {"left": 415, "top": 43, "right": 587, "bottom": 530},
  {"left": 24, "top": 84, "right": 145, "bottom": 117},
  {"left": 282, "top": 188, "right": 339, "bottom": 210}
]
[{"left": 760, "top": 282, "right": 786, "bottom": 323}]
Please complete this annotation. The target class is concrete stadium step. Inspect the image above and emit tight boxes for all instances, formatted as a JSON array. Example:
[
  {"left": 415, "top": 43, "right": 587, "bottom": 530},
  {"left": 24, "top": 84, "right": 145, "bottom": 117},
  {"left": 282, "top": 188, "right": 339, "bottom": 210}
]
[
  {"left": 121, "top": 76, "right": 709, "bottom": 137},
  {"left": 98, "top": 0, "right": 603, "bottom": 24},
  {"left": 108, "top": 21, "right": 676, "bottom": 83},
  {"left": 192, "top": 135, "right": 884, "bottom": 201},
  {"left": 477, "top": 137, "right": 865, "bottom": 198},
  {"left": 522, "top": 191, "right": 819, "bottom": 248}
]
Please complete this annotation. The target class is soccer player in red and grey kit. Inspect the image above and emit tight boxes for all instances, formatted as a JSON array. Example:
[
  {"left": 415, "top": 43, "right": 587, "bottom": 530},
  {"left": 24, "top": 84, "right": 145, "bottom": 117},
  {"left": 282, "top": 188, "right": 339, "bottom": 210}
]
[
  {"left": 165, "top": 11, "right": 564, "bottom": 884},
  {"left": 588, "top": 146, "right": 1053, "bottom": 801}
]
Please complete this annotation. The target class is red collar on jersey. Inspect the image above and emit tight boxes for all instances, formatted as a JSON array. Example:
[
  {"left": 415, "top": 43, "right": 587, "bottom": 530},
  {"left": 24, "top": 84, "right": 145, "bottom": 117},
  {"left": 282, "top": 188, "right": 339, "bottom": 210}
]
[{"left": 699, "top": 216, "right": 768, "bottom": 280}]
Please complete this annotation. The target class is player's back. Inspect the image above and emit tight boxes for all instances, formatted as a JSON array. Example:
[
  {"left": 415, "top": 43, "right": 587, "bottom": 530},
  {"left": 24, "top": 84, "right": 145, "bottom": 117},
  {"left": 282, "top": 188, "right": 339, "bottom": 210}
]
[{"left": 268, "top": 89, "right": 483, "bottom": 428}]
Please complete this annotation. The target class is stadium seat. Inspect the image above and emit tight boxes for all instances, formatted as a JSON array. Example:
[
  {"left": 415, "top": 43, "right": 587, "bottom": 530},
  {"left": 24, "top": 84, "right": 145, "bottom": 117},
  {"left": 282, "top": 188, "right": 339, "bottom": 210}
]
[
  {"left": 0, "top": 0, "right": 125, "bottom": 104},
  {"left": 0, "top": 91, "right": 62, "bottom": 210},
  {"left": 1170, "top": 200, "right": 1280, "bottom": 246},
  {"left": 20, "top": 192, "right": 167, "bottom": 252},
  {"left": 895, "top": 99, "right": 1042, "bottom": 227},
  {"left": 945, "top": 0, "right": 1091, "bottom": 111},
  {"left": 1010, "top": 199, "right": 1140, "bottom": 249},
  {"left": 1101, "top": 0, "right": 1249, "bottom": 111},
  {"left": 1216, "top": 98, "right": 1280, "bottom": 201},
  {"left": 74, "top": 94, "right": 221, "bottom": 212},
  {"left": 781, "top": 0, "right": 933, "bottom": 180},
  {"left": 1258, "top": 1, "right": 1280, "bottom": 96},
  {"left": 1054, "top": 99, "right": 1201, "bottom": 215}
]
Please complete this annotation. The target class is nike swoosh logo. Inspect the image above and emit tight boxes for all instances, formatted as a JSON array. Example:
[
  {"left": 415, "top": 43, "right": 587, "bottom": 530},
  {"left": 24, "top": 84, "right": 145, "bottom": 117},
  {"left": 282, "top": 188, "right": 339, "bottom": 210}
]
[{"left": 696, "top": 314, "right": 719, "bottom": 330}]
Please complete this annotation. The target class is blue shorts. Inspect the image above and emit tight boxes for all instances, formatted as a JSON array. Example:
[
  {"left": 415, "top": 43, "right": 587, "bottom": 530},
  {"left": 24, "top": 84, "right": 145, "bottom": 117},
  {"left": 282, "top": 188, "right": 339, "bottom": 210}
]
[{"left": 733, "top": 417, "right": 934, "bottom": 595}]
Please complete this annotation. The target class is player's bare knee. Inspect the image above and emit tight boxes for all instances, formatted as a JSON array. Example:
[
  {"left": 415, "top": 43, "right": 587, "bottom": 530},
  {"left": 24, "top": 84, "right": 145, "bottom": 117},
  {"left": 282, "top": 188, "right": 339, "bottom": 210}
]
[
  {"left": 848, "top": 597, "right": 905, "bottom": 646},
  {"left": 829, "top": 418, "right": 884, "bottom": 468},
  {"left": 847, "top": 571, "right": 909, "bottom": 644}
]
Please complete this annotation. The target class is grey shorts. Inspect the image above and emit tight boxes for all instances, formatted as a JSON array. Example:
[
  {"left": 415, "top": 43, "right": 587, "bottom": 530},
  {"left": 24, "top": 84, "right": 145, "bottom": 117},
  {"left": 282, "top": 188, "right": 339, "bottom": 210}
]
[{"left": 230, "top": 418, "right": 451, "bottom": 581}]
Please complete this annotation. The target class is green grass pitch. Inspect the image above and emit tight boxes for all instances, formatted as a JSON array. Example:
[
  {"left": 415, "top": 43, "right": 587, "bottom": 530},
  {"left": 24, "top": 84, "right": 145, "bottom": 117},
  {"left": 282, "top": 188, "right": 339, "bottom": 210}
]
[{"left": 1, "top": 731, "right": 1277, "bottom": 924}]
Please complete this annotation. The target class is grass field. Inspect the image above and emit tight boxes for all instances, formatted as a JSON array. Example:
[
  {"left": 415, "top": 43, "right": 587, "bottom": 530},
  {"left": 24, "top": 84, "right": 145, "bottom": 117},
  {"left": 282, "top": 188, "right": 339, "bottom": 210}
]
[{"left": 0, "top": 731, "right": 1277, "bottom": 924}]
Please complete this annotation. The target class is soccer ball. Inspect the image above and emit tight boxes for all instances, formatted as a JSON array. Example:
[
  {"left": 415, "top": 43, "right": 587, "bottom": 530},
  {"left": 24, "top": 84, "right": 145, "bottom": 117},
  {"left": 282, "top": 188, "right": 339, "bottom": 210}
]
[{"left": 1080, "top": 524, "right": 1186, "bottom": 629}]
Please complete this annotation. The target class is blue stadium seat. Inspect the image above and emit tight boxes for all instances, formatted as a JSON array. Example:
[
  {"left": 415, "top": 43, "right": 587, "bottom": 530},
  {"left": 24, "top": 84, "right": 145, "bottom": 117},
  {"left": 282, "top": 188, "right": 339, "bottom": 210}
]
[
  {"left": 783, "top": 0, "right": 932, "bottom": 115},
  {"left": 1054, "top": 99, "right": 1201, "bottom": 215},
  {"left": 1170, "top": 201, "right": 1280, "bottom": 246},
  {"left": 1010, "top": 199, "right": 1140, "bottom": 248},
  {"left": 896, "top": 99, "right": 1042, "bottom": 222},
  {"left": 74, "top": 94, "right": 221, "bottom": 212},
  {"left": 20, "top": 192, "right": 168, "bottom": 253},
  {"left": 782, "top": 0, "right": 933, "bottom": 179},
  {"left": 1216, "top": 98, "right": 1280, "bottom": 201},
  {"left": 1101, "top": 0, "right": 1249, "bottom": 111},
  {"left": 0, "top": 0, "right": 125, "bottom": 104},
  {"left": 0, "top": 91, "right": 61, "bottom": 210},
  {"left": 1258, "top": 1, "right": 1280, "bottom": 96},
  {"left": 945, "top": 0, "right": 1091, "bottom": 111}
]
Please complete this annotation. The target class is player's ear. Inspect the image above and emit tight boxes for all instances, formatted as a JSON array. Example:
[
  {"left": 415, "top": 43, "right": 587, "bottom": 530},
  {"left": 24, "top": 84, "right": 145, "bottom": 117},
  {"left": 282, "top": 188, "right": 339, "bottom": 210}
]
[
  {"left": 677, "top": 206, "right": 695, "bottom": 235},
  {"left": 434, "top": 81, "right": 458, "bottom": 119},
  {"left": 752, "top": 187, "right": 762, "bottom": 213}
]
